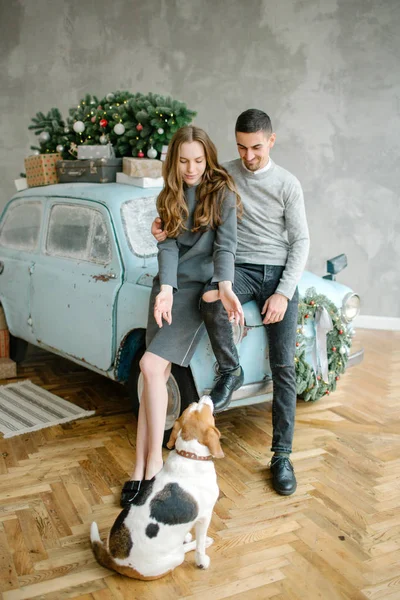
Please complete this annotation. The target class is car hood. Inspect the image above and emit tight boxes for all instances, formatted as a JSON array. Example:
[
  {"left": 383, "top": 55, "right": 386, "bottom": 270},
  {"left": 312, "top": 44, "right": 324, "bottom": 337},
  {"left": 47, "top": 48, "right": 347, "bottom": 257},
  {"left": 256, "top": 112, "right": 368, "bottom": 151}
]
[{"left": 299, "top": 270, "right": 356, "bottom": 309}]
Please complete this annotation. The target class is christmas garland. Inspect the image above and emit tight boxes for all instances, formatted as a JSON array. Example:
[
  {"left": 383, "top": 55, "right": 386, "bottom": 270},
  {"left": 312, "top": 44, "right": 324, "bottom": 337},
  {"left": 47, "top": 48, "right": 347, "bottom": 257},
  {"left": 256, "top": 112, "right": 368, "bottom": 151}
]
[{"left": 295, "top": 287, "right": 353, "bottom": 401}]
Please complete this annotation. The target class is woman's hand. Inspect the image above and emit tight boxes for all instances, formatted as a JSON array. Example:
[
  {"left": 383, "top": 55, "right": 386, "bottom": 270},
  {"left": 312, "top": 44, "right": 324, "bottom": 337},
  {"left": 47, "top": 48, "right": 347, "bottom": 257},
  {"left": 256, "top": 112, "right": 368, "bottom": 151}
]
[
  {"left": 154, "top": 285, "right": 173, "bottom": 327},
  {"left": 218, "top": 281, "right": 244, "bottom": 326},
  {"left": 152, "top": 217, "right": 167, "bottom": 242}
]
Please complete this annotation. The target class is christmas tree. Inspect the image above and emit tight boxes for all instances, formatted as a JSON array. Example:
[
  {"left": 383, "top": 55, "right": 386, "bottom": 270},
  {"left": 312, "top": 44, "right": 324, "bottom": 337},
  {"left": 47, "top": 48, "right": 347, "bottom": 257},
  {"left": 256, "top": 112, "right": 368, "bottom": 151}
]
[
  {"left": 67, "top": 91, "right": 133, "bottom": 149},
  {"left": 28, "top": 108, "right": 71, "bottom": 159},
  {"left": 111, "top": 92, "right": 197, "bottom": 158},
  {"left": 28, "top": 91, "right": 197, "bottom": 160}
]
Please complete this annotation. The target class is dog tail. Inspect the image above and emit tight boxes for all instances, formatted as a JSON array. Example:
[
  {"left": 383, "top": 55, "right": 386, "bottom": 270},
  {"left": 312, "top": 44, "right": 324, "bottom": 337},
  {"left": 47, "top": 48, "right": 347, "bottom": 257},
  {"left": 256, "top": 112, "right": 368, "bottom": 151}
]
[
  {"left": 90, "top": 522, "right": 118, "bottom": 572},
  {"left": 90, "top": 521, "right": 102, "bottom": 544}
]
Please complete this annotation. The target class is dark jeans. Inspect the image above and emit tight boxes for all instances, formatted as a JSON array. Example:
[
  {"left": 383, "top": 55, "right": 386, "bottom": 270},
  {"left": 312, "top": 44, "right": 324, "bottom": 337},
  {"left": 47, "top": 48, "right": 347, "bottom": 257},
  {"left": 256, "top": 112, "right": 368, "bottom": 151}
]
[{"left": 203, "top": 264, "right": 299, "bottom": 453}]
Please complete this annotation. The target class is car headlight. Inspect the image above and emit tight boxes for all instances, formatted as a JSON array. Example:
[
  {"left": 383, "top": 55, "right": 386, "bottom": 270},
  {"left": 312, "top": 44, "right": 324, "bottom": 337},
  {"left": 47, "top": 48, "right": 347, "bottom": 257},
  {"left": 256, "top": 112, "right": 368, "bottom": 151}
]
[{"left": 341, "top": 293, "right": 360, "bottom": 322}]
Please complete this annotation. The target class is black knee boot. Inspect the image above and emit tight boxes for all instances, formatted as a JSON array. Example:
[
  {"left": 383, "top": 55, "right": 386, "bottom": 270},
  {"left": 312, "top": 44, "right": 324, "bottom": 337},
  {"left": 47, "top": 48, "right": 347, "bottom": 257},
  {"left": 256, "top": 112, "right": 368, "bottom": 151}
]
[{"left": 200, "top": 299, "right": 244, "bottom": 412}]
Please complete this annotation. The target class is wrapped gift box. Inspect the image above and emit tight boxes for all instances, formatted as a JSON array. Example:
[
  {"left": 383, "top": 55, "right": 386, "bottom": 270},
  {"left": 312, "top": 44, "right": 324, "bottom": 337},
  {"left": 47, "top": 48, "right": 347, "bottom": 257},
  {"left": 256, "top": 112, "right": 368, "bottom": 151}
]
[
  {"left": 0, "top": 329, "right": 9, "bottom": 358},
  {"left": 56, "top": 158, "right": 122, "bottom": 184},
  {"left": 116, "top": 172, "right": 163, "bottom": 188},
  {"left": 24, "top": 153, "right": 61, "bottom": 187},
  {"left": 0, "top": 358, "right": 17, "bottom": 379},
  {"left": 77, "top": 144, "right": 115, "bottom": 160},
  {"left": 14, "top": 177, "right": 29, "bottom": 191},
  {"left": 123, "top": 157, "right": 163, "bottom": 178}
]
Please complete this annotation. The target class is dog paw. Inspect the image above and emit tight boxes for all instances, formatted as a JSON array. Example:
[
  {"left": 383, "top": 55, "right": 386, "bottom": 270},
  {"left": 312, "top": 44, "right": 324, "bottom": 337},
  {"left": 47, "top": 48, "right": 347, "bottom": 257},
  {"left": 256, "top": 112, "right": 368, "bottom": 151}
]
[
  {"left": 184, "top": 532, "right": 193, "bottom": 544},
  {"left": 195, "top": 553, "right": 210, "bottom": 569}
]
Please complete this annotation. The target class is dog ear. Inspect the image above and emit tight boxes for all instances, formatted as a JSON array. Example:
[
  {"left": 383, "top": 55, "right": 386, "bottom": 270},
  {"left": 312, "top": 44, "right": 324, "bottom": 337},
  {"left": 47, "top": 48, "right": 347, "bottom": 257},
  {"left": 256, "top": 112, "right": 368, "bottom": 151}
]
[
  {"left": 166, "top": 417, "right": 182, "bottom": 449},
  {"left": 204, "top": 426, "right": 224, "bottom": 458}
]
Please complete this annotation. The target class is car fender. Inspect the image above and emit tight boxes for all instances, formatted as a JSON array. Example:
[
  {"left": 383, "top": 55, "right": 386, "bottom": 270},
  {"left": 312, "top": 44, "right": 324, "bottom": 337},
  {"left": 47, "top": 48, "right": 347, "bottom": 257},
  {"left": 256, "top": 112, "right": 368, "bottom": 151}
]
[{"left": 114, "top": 328, "right": 146, "bottom": 382}]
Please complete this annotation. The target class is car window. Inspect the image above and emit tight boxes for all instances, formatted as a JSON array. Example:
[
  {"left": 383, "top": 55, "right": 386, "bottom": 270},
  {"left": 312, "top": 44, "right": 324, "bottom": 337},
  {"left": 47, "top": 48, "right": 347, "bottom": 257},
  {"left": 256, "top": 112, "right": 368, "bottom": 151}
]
[
  {"left": 121, "top": 196, "right": 158, "bottom": 258},
  {"left": 46, "top": 204, "right": 111, "bottom": 264},
  {"left": 90, "top": 211, "right": 111, "bottom": 262},
  {"left": 0, "top": 200, "right": 42, "bottom": 251}
]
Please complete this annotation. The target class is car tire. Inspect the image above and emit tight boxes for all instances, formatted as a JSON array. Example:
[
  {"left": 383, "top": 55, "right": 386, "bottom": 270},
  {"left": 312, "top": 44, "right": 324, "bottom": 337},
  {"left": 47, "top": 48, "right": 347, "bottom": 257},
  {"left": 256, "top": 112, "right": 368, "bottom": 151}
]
[
  {"left": 9, "top": 335, "right": 28, "bottom": 363},
  {"left": 127, "top": 347, "right": 199, "bottom": 447}
]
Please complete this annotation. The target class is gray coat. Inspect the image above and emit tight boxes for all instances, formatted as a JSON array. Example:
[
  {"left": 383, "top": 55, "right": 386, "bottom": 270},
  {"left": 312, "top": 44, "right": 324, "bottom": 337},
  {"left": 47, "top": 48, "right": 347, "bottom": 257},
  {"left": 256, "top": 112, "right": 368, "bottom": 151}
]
[{"left": 146, "top": 184, "right": 237, "bottom": 366}]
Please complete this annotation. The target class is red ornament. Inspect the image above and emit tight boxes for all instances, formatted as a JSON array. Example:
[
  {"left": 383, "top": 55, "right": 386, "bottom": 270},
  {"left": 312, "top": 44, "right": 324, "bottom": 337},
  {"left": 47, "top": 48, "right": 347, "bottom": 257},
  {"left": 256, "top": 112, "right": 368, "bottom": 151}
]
[
  {"left": 137, "top": 150, "right": 144, "bottom": 158},
  {"left": 304, "top": 314, "right": 310, "bottom": 319},
  {"left": 136, "top": 123, "right": 143, "bottom": 131},
  {"left": 296, "top": 342, "right": 300, "bottom": 347},
  {"left": 339, "top": 329, "right": 343, "bottom": 334},
  {"left": 325, "top": 390, "right": 330, "bottom": 395},
  {"left": 91, "top": 116, "right": 96, "bottom": 123},
  {"left": 332, "top": 346, "right": 337, "bottom": 352},
  {"left": 310, "top": 300, "right": 315, "bottom": 306},
  {"left": 317, "top": 375, "right": 321, "bottom": 380},
  {"left": 100, "top": 119, "right": 108, "bottom": 128},
  {"left": 335, "top": 376, "right": 340, "bottom": 381}
]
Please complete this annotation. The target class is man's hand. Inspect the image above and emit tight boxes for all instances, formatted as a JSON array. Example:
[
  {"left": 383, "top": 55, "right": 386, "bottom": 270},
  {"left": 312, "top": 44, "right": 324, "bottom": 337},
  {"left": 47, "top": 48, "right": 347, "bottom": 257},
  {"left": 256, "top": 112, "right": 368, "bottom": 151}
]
[
  {"left": 219, "top": 281, "right": 244, "bottom": 326},
  {"left": 154, "top": 285, "right": 173, "bottom": 327},
  {"left": 261, "top": 293, "right": 288, "bottom": 324},
  {"left": 152, "top": 217, "right": 167, "bottom": 243}
]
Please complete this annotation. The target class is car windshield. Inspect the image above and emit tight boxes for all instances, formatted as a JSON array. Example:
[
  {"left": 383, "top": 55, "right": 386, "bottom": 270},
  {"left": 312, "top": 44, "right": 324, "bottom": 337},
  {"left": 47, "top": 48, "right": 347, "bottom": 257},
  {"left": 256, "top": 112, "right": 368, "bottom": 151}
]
[{"left": 121, "top": 195, "right": 158, "bottom": 258}]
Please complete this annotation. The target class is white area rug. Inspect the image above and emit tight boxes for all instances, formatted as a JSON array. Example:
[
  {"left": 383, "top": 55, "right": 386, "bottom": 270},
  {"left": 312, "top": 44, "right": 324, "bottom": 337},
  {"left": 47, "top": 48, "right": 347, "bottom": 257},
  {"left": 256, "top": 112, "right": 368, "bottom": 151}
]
[{"left": 0, "top": 380, "right": 95, "bottom": 438}]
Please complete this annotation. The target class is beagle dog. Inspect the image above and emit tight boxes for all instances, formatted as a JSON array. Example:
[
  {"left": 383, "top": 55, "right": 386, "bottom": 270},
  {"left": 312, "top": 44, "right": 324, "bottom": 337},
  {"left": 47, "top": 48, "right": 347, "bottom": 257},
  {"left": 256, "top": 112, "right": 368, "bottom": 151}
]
[{"left": 90, "top": 395, "right": 223, "bottom": 579}]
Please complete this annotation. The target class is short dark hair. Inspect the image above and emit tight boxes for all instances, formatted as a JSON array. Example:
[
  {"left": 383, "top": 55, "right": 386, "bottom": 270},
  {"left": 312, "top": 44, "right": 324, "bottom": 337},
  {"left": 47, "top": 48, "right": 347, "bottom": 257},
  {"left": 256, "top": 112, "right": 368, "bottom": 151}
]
[{"left": 235, "top": 109, "right": 272, "bottom": 135}]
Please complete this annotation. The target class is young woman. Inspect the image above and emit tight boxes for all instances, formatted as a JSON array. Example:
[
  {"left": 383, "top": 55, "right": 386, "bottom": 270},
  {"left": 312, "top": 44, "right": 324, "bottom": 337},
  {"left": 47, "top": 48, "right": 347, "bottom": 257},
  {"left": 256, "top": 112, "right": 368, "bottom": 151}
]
[{"left": 120, "top": 126, "right": 243, "bottom": 507}]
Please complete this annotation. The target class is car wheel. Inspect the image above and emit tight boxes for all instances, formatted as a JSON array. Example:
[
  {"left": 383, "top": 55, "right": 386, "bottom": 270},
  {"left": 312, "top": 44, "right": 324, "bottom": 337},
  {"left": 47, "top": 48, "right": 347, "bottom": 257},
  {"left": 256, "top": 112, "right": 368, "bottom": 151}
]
[
  {"left": 9, "top": 335, "right": 28, "bottom": 363},
  {"left": 127, "top": 347, "right": 199, "bottom": 446}
]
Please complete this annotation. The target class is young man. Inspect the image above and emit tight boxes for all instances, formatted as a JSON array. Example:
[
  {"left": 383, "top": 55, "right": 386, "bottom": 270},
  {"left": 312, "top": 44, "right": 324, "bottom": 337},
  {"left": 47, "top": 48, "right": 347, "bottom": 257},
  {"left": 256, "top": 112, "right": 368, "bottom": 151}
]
[{"left": 153, "top": 109, "right": 310, "bottom": 496}]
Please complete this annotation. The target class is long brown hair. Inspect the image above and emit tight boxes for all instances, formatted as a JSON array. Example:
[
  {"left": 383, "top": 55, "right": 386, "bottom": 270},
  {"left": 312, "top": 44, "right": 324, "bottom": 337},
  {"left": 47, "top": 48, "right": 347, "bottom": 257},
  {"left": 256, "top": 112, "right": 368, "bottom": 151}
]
[{"left": 157, "top": 126, "right": 241, "bottom": 237}]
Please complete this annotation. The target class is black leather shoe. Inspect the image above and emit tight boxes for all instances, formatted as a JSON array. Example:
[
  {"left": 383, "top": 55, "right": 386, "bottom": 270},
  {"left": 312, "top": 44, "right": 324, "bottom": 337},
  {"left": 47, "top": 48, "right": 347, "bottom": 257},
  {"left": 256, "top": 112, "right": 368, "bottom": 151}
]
[
  {"left": 120, "top": 477, "right": 156, "bottom": 508},
  {"left": 270, "top": 456, "right": 297, "bottom": 496},
  {"left": 211, "top": 367, "right": 244, "bottom": 413},
  {"left": 120, "top": 480, "right": 142, "bottom": 508}
]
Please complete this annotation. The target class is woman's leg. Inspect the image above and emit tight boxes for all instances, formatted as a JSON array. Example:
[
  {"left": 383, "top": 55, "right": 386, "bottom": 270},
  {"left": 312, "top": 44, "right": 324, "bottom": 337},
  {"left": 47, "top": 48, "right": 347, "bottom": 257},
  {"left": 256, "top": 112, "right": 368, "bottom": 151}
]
[
  {"left": 131, "top": 391, "right": 149, "bottom": 481},
  {"left": 200, "top": 267, "right": 256, "bottom": 411},
  {"left": 130, "top": 355, "right": 171, "bottom": 481},
  {"left": 139, "top": 351, "right": 171, "bottom": 480},
  {"left": 121, "top": 353, "right": 170, "bottom": 507}
]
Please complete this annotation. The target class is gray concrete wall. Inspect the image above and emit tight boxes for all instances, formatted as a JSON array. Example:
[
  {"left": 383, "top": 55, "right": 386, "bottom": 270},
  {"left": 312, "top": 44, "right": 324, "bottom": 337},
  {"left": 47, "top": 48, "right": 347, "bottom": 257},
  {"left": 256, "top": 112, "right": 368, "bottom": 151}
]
[{"left": 1, "top": 0, "right": 399, "bottom": 317}]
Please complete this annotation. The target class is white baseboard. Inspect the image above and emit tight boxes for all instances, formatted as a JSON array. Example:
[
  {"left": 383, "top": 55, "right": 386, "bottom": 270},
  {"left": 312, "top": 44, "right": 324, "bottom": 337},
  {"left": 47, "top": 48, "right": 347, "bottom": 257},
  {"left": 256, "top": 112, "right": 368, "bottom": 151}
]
[{"left": 354, "top": 315, "right": 400, "bottom": 331}]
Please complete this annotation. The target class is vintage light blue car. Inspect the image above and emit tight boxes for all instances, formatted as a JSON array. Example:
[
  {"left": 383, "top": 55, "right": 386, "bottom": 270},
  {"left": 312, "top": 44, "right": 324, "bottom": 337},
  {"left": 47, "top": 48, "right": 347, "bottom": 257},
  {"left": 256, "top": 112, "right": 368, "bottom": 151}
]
[{"left": 0, "top": 183, "right": 363, "bottom": 438}]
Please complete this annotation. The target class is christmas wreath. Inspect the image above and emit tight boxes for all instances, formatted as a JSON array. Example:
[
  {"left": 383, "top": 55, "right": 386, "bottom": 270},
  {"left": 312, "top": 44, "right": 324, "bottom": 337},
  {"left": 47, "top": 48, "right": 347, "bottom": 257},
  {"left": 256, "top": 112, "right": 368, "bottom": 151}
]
[{"left": 295, "top": 287, "right": 353, "bottom": 401}]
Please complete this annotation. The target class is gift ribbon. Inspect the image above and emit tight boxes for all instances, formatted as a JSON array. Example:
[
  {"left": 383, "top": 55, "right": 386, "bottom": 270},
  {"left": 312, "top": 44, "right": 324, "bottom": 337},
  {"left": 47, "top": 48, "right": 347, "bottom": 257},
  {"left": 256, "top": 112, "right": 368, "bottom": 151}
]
[{"left": 311, "top": 306, "right": 333, "bottom": 383}]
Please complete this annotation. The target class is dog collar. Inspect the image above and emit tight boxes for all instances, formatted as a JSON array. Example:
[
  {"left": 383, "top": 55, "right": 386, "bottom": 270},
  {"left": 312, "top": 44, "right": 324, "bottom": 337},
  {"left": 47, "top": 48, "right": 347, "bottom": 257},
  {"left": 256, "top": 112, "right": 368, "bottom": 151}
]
[{"left": 176, "top": 449, "right": 213, "bottom": 461}]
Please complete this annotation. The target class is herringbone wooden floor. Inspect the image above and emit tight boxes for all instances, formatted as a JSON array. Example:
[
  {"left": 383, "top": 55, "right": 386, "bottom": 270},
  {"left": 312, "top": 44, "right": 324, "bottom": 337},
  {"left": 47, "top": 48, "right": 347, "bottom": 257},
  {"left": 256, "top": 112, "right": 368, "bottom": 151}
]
[{"left": 0, "top": 329, "right": 399, "bottom": 600}]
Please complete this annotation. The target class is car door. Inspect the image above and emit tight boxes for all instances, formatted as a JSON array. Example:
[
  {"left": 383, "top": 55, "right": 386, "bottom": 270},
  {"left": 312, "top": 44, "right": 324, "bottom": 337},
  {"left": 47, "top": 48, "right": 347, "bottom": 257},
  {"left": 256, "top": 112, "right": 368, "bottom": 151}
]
[
  {"left": 30, "top": 199, "right": 123, "bottom": 372},
  {"left": 0, "top": 198, "right": 44, "bottom": 343}
]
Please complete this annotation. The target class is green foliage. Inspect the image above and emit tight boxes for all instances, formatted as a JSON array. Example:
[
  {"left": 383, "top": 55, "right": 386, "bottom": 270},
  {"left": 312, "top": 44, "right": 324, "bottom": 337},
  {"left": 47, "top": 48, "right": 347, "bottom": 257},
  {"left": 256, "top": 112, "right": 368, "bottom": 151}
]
[
  {"left": 66, "top": 93, "right": 102, "bottom": 149},
  {"left": 295, "top": 287, "right": 353, "bottom": 401},
  {"left": 28, "top": 91, "right": 196, "bottom": 160},
  {"left": 67, "top": 91, "right": 134, "bottom": 149},
  {"left": 111, "top": 92, "right": 197, "bottom": 158},
  {"left": 28, "top": 108, "right": 71, "bottom": 159}
]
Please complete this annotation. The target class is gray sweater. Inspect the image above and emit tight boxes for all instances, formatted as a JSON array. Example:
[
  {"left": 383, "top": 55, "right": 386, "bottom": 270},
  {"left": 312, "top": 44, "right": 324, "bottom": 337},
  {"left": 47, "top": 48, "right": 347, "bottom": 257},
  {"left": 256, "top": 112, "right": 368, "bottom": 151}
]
[
  {"left": 224, "top": 159, "right": 310, "bottom": 300},
  {"left": 157, "top": 184, "right": 237, "bottom": 290}
]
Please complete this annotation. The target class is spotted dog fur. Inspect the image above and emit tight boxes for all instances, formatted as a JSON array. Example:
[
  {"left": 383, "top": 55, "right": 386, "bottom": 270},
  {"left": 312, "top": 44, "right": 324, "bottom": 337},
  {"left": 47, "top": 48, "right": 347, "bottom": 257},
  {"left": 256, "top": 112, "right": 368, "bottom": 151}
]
[{"left": 90, "top": 395, "right": 223, "bottom": 579}]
